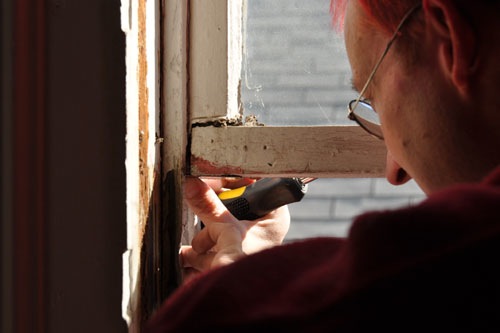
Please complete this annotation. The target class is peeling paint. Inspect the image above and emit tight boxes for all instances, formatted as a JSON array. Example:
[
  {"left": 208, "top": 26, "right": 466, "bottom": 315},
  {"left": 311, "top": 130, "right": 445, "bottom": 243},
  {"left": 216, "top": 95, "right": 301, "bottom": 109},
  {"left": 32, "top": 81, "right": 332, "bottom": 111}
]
[
  {"left": 191, "top": 156, "right": 245, "bottom": 176},
  {"left": 191, "top": 155, "right": 314, "bottom": 177},
  {"left": 243, "top": 114, "right": 264, "bottom": 127},
  {"left": 138, "top": 0, "right": 150, "bottom": 230}
]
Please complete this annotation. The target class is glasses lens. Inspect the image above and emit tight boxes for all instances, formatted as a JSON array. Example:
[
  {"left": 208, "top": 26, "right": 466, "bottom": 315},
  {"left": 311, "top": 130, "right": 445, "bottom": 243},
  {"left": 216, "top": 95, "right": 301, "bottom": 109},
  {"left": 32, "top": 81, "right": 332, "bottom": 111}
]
[{"left": 349, "top": 100, "right": 383, "bottom": 139}]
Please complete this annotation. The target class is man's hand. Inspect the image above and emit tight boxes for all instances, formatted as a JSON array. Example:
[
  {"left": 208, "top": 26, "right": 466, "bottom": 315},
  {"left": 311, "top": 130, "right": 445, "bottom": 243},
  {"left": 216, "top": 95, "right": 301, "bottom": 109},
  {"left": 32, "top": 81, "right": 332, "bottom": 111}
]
[{"left": 180, "top": 177, "right": 290, "bottom": 280}]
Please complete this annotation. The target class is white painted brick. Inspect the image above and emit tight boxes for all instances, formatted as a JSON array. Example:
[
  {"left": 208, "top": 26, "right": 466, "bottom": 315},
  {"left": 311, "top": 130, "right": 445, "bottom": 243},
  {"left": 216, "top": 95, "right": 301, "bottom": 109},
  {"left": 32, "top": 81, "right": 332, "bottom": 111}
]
[
  {"left": 410, "top": 196, "right": 426, "bottom": 205},
  {"left": 256, "top": 106, "right": 338, "bottom": 126},
  {"left": 288, "top": 198, "right": 332, "bottom": 219},
  {"left": 307, "top": 178, "right": 373, "bottom": 197},
  {"left": 286, "top": 220, "right": 352, "bottom": 240},
  {"left": 246, "top": 46, "right": 292, "bottom": 60},
  {"left": 333, "top": 112, "right": 355, "bottom": 124},
  {"left": 275, "top": 74, "right": 338, "bottom": 88},
  {"left": 291, "top": 44, "right": 342, "bottom": 59},
  {"left": 315, "top": 57, "right": 352, "bottom": 73},
  {"left": 242, "top": 89, "right": 306, "bottom": 105},
  {"left": 333, "top": 197, "right": 413, "bottom": 220},
  {"left": 291, "top": 29, "right": 343, "bottom": 44},
  {"left": 245, "top": 59, "right": 316, "bottom": 74},
  {"left": 362, "top": 197, "right": 415, "bottom": 210},
  {"left": 373, "top": 178, "right": 425, "bottom": 197},
  {"left": 332, "top": 198, "right": 363, "bottom": 220},
  {"left": 306, "top": 89, "right": 357, "bottom": 105}
]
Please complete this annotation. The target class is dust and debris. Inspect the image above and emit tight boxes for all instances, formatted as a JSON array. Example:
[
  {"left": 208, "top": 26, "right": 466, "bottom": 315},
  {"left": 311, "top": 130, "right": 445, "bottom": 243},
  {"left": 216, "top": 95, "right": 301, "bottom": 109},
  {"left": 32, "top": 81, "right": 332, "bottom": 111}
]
[
  {"left": 154, "top": 132, "right": 164, "bottom": 144},
  {"left": 244, "top": 114, "right": 265, "bottom": 127},
  {"left": 191, "top": 114, "right": 265, "bottom": 128},
  {"left": 192, "top": 115, "right": 243, "bottom": 128}
]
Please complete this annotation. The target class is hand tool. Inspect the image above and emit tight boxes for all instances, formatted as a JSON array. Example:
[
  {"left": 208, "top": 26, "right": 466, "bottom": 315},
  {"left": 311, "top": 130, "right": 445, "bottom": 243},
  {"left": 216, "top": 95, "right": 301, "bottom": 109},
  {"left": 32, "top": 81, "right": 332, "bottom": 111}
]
[{"left": 218, "top": 177, "right": 316, "bottom": 220}]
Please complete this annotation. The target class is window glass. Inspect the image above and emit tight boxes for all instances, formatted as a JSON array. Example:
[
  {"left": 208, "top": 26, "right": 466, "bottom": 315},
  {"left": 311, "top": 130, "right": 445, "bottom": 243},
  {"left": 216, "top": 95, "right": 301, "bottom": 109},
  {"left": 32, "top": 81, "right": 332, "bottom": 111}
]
[
  {"left": 241, "top": 0, "right": 356, "bottom": 125},
  {"left": 285, "top": 178, "right": 426, "bottom": 240}
]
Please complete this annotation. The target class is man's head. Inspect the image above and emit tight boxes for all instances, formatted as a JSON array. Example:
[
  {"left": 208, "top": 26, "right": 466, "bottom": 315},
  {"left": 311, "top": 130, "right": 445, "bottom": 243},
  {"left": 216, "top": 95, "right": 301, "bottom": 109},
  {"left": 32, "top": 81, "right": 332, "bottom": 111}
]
[{"left": 332, "top": 0, "right": 500, "bottom": 194}]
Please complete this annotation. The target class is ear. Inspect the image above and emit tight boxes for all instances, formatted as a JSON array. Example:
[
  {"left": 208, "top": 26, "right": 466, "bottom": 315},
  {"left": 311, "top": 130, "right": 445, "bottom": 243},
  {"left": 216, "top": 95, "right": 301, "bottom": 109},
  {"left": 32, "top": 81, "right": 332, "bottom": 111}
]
[{"left": 422, "top": 0, "right": 477, "bottom": 96}]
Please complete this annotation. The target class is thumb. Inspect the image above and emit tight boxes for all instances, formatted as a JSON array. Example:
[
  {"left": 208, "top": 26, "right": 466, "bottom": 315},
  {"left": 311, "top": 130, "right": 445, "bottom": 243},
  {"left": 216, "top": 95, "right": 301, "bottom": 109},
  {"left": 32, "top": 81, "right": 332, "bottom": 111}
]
[{"left": 184, "top": 177, "right": 237, "bottom": 225}]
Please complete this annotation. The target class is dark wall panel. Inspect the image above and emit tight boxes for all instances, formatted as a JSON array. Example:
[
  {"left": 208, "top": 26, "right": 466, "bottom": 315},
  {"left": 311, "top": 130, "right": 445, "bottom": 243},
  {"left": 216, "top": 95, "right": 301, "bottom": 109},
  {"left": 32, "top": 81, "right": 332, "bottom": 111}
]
[{"left": 47, "top": 0, "right": 127, "bottom": 331}]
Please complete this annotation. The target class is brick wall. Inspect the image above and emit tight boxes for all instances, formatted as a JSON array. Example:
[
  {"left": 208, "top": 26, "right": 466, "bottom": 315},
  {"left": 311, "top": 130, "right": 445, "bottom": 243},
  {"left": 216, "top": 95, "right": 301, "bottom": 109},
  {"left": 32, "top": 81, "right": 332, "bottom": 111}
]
[{"left": 241, "top": 0, "right": 425, "bottom": 240}]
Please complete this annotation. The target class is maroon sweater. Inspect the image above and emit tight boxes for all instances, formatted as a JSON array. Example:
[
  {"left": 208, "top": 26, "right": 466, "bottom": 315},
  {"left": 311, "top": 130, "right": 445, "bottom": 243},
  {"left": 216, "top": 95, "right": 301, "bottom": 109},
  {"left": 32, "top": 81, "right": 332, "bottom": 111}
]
[{"left": 147, "top": 167, "right": 500, "bottom": 332}]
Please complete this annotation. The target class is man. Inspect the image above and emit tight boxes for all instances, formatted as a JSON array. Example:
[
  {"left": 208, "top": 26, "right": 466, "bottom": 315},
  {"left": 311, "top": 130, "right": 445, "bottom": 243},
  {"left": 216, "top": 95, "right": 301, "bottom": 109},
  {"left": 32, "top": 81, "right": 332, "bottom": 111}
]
[{"left": 147, "top": 0, "right": 500, "bottom": 331}]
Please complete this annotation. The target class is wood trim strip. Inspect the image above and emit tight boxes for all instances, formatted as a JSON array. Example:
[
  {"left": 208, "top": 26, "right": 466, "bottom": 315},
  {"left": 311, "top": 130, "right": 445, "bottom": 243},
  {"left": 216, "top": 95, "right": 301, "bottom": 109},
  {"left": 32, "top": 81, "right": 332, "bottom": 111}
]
[{"left": 190, "top": 126, "right": 387, "bottom": 178}]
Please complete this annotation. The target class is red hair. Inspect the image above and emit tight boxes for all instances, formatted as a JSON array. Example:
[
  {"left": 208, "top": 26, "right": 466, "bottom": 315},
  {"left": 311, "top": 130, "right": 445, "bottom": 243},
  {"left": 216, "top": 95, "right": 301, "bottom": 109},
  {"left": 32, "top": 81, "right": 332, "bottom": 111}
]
[
  {"left": 330, "top": 0, "right": 348, "bottom": 31},
  {"left": 330, "top": 0, "right": 420, "bottom": 35}
]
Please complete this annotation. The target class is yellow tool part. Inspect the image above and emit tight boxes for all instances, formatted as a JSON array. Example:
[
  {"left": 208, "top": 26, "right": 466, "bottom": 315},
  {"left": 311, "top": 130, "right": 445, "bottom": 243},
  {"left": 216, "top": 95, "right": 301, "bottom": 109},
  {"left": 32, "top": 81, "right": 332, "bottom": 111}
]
[{"left": 218, "top": 186, "right": 246, "bottom": 200}]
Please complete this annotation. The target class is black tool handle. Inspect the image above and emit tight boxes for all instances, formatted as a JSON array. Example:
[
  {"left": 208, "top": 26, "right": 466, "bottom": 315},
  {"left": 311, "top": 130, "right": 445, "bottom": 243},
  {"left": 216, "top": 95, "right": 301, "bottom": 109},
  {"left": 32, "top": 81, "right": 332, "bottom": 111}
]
[{"left": 219, "top": 178, "right": 307, "bottom": 220}]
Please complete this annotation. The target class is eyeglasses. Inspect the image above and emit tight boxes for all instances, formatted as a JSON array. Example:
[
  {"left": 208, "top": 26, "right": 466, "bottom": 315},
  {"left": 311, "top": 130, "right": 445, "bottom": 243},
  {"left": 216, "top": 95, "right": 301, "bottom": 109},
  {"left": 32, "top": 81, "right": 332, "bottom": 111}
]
[{"left": 347, "top": 4, "right": 422, "bottom": 140}]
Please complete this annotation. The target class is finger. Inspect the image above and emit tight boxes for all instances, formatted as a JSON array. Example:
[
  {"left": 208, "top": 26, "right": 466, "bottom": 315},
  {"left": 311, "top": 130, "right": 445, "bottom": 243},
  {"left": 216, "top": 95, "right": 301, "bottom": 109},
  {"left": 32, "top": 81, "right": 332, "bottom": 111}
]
[
  {"left": 184, "top": 177, "right": 237, "bottom": 224},
  {"left": 190, "top": 227, "right": 215, "bottom": 254},
  {"left": 180, "top": 246, "right": 216, "bottom": 272},
  {"left": 179, "top": 245, "right": 193, "bottom": 267}
]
